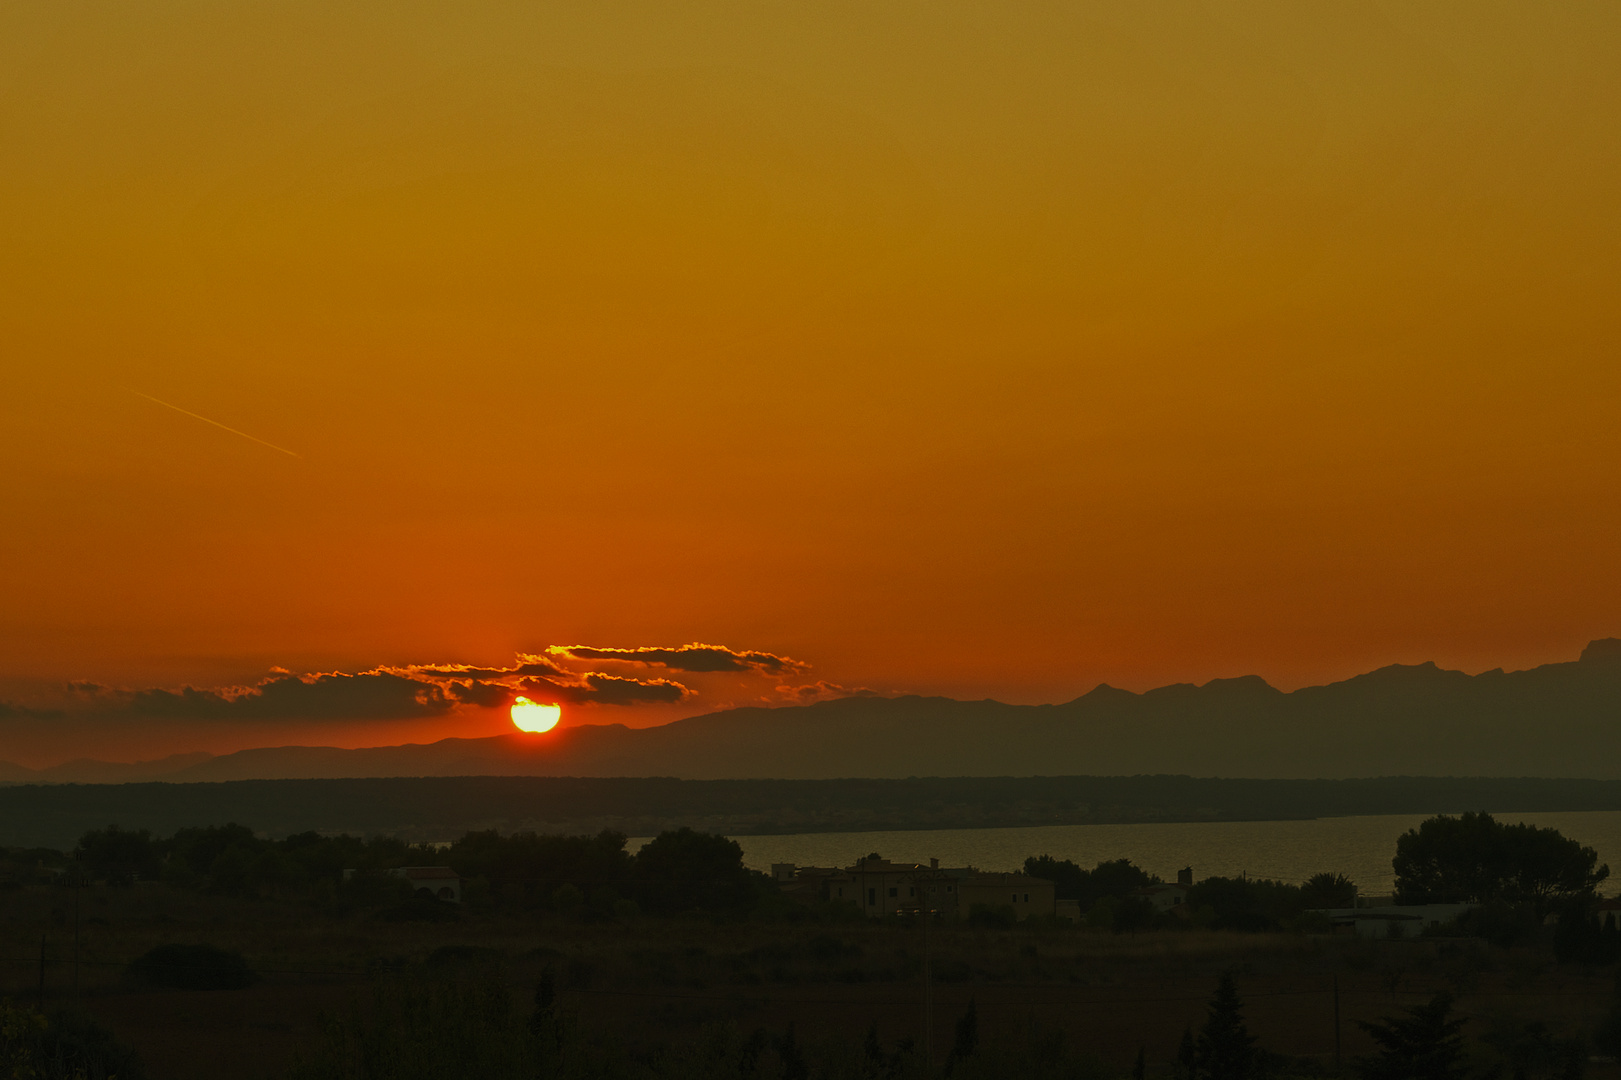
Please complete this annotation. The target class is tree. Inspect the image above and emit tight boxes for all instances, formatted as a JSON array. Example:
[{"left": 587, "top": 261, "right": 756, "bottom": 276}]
[
  {"left": 168, "top": 822, "right": 259, "bottom": 876},
  {"left": 1086, "top": 859, "right": 1159, "bottom": 907},
  {"left": 1354, "top": 993, "right": 1468, "bottom": 1080},
  {"left": 1024, "top": 856, "right": 1087, "bottom": 900},
  {"left": 948, "top": 999, "right": 978, "bottom": 1070},
  {"left": 73, "top": 825, "right": 161, "bottom": 884},
  {"left": 1393, "top": 812, "right": 1608, "bottom": 912},
  {"left": 1185, "top": 876, "right": 1300, "bottom": 932},
  {"left": 1196, "top": 973, "right": 1256, "bottom": 1080},
  {"left": 1300, "top": 872, "right": 1358, "bottom": 908},
  {"left": 1176, "top": 1028, "right": 1197, "bottom": 1080},
  {"left": 632, "top": 828, "right": 755, "bottom": 915},
  {"left": 1022, "top": 855, "right": 1158, "bottom": 907},
  {"left": 1113, "top": 895, "right": 1157, "bottom": 934}
]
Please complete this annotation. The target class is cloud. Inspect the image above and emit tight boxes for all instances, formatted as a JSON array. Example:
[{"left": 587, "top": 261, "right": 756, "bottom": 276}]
[
  {"left": 8, "top": 640, "right": 818, "bottom": 726},
  {"left": 550, "top": 642, "right": 808, "bottom": 675},
  {"left": 774, "top": 679, "right": 871, "bottom": 703},
  {"left": 518, "top": 673, "right": 689, "bottom": 706},
  {"left": 0, "top": 702, "right": 66, "bottom": 720},
  {"left": 446, "top": 680, "right": 514, "bottom": 708},
  {"left": 124, "top": 671, "right": 455, "bottom": 721},
  {"left": 404, "top": 656, "right": 570, "bottom": 680}
]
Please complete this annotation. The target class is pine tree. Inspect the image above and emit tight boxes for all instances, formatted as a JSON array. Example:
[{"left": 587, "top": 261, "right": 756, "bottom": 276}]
[
  {"left": 1197, "top": 973, "right": 1257, "bottom": 1080},
  {"left": 1177, "top": 1027, "right": 1198, "bottom": 1080},
  {"left": 1354, "top": 993, "right": 1468, "bottom": 1080},
  {"left": 948, "top": 998, "right": 979, "bottom": 1070}
]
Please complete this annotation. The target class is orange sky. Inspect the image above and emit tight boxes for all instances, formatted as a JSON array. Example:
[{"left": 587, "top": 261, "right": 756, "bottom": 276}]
[{"left": 2, "top": 1, "right": 1619, "bottom": 763}]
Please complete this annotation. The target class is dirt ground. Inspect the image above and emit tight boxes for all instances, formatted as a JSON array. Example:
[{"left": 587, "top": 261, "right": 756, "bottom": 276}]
[{"left": 2, "top": 883, "right": 1617, "bottom": 1079}]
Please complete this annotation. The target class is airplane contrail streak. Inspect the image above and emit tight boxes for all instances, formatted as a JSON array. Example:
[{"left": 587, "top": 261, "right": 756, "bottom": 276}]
[{"left": 126, "top": 389, "right": 302, "bottom": 458}]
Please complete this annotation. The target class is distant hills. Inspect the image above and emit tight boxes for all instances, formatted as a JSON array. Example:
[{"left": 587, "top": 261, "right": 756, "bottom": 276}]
[
  {"left": 7, "top": 775, "right": 1621, "bottom": 850},
  {"left": 7, "top": 638, "right": 1621, "bottom": 783}
]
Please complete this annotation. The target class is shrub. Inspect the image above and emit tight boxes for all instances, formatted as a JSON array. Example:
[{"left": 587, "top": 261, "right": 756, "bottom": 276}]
[
  {"left": 967, "top": 904, "right": 1016, "bottom": 929},
  {"left": 376, "top": 897, "right": 461, "bottom": 923},
  {"left": 0, "top": 1000, "right": 146, "bottom": 1080},
  {"left": 127, "top": 943, "right": 254, "bottom": 991}
]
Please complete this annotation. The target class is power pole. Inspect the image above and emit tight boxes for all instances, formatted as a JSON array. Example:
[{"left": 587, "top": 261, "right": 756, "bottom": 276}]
[
  {"left": 923, "top": 895, "right": 933, "bottom": 1072},
  {"left": 1333, "top": 974, "right": 1342, "bottom": 1071},
  {"left": 73, "top": 873, "right": 82, "bottom": 1006}
]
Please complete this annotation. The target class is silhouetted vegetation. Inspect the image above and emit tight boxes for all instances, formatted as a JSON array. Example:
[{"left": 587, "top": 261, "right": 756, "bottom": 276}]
[
  {"left": 1298, "top": 872, "right": 1357, "bottom": 909},
  {"left": 1393, "top": 812, "right": 1609, "bottom": 912},
  {"left": 127, "top": 942, "right": 255, "bottom": 990},
  {"left": 1024, "top": 857, "right": 1159, "bottom": 907},
  {"left": 15, "top": 775, "right": 1621, "bottom": 851},
  {"left": 1353, "top": 993, "right": 1467, "bottom": 1080},
  {"left": 1184, "top": 876, "right": 1330, "bottom": 933},
  {"left": 0, "top": 999, "right": 145, "bottom": 1079},
  {"left": 1195, "top": 973, "right": 1256, "bottom": 1080},
  {"left": 57, "top": 822, "right": 768, "bottom": 923},
  {"left": 4, "top": 815, "right": 1619, "bottom": 1079}
]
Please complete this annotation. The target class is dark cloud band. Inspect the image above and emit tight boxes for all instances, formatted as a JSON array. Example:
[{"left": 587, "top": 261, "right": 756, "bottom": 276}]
[
  {"left": 551, "top": 642, "right": 807, "bottom": 675},
  {"left": 3, "top": 641, "right": 815, "bottom": 725}
]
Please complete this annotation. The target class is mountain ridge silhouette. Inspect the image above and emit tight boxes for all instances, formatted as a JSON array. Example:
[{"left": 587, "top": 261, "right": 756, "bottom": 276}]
[{"left": 7, "top": 639, "right": 1619, "bottom": 782}]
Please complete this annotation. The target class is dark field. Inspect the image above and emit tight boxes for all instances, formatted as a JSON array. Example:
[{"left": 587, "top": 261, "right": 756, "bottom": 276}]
[{"left": 3, "top": 882, "right": 1618, "bottom": 1080}]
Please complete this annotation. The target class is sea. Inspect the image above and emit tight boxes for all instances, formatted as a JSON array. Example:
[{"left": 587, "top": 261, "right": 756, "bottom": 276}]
[{"left": 630, "top": 810, "right": 1621, "bottom": 895}]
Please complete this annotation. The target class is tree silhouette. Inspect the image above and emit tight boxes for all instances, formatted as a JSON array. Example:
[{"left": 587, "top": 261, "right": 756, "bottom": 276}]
[
  {"left": 1354, "top": 993, "right": 1468, "bottom": 1080},
  {"left": 1300, "top": 872, "right": 1358, "bottom": 908},
  {"left": 947, "top": 998, "right": 979, "bottom": 1071},
  {"left": 1176, "top": 1028, "right": 1197, "bottom": 1080},
  {"left": 1393, "top": 812, "right": 1608, "bottom": 912},
  {"left": 1196, "top": 973, "right": 1256, "bottom": 1080}
]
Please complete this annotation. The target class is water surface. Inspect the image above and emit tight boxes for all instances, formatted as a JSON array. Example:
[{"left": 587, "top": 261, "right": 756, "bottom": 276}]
[{"left": 633, "top": 810, "right": 1621, "bottom": 894}]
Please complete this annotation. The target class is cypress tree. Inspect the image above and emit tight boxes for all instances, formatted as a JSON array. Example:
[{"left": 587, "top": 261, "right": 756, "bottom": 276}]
[
  {"left": 948, "top": 998, "right": 979, "bottom": 1071},
  {"left": 1196, "top": 973, "right": 1257, "bottom": 1080}
]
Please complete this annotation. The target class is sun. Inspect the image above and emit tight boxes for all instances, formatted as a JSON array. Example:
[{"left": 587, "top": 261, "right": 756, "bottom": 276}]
[{"left": 510, "top": 696, "right": 561, "bottom": 733}]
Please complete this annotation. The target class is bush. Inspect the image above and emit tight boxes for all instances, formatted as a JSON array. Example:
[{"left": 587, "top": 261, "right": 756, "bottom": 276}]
[
  {"left": 0, "top": 1000, "right": 146, "bottom": 1080},
  {"left": 376, "top": 897, "right": 461, "bottom": 923},
  {"left": 1024, "top": 855, "right": 1158, "bottom": 908},
  {"left": 73, "top": 825, "right": 162, "bottom": 885},
  {"left": 967, "top": 904, "right": 1016, "bottom": 929},
  {"left": 127, "top": 943, "right": 254, "bottom": 990},
  {"left": 1300, "top": 872, "right": 1358, "bottom": 909}
]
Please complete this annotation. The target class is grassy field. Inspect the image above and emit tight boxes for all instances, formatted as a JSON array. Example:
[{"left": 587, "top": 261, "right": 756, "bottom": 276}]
[{"left": 2, "top": 881, "right": 1618, "bottom": 1079}]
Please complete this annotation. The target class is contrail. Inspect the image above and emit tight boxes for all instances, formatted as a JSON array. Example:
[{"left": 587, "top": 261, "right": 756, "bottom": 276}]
[{"left": 126, "top": 389, "right": 302, "bottom": 459}]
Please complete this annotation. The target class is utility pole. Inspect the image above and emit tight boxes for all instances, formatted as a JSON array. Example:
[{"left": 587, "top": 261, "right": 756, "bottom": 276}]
[
  {"left": 1333, "top": 974, "right": 1342, "bottom": 1071},
  {"left": 73, "top": 871, "right": 82, "bottom": 1006},
  {"left": 923, "top": 892, "right": 933, "bottom": 1072}
]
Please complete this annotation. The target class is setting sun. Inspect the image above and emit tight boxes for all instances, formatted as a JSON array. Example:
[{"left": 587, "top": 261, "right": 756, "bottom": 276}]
[{"left": 510, "top": 696, "right": 561, "bottom": 734}]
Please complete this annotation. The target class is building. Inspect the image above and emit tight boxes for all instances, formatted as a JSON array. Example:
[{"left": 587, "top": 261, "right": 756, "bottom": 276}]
[
  {"left": 1312, "top": 904, "right": 1471, "bottom": 938},
  {"left": 952, "top": 870, "right": 1057, "bottom": 920},
  {"left": 847, "top": 855, "right": 933, "bottom": 915},
  {"left": 771, "top": 856, "right": 1055, "bottom": 921},
  {"left": 1145, "top": 866, "right": 1195, "bottom": 910}
]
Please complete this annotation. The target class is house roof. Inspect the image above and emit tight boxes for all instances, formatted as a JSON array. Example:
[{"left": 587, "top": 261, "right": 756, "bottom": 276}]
[{"left": 957, "top": 872, "right": 1050, "bottom": 887}]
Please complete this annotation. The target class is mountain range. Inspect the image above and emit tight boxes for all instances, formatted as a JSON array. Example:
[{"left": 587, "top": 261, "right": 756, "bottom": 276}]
[{"left": 7, "top": 638, "right": 1621, "bottom": 783}]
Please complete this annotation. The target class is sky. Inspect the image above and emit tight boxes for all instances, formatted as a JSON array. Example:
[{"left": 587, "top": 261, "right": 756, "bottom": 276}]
[{"left": 2, "top": 1, "right": 1619, "bottom": 766}]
